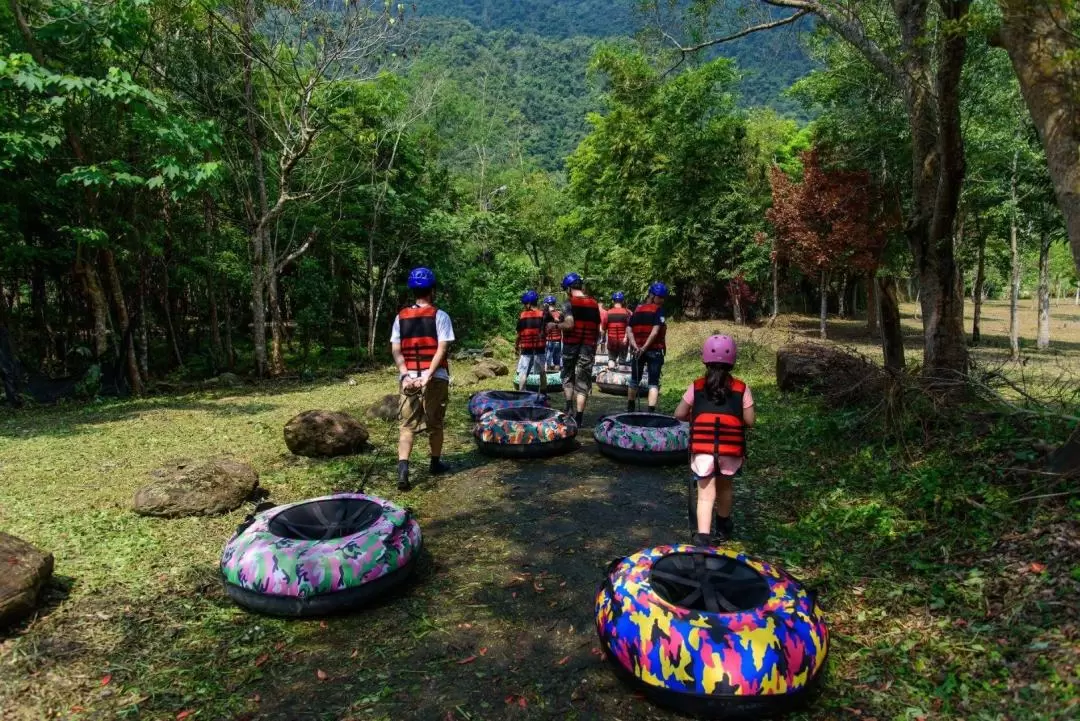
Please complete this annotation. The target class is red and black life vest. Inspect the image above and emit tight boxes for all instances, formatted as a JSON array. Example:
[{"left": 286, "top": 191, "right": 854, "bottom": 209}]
[
  {"left": 606, "top": 307, "right": 630, "bottom": 345},
  {"left": 546, "top": 310, "right": 563, "bottom": 342},
  {"left": 630, "top": 303, "right": 666, "bottom": 350},
  {"left": 398, "top": 304, "right": 447, "bottom": 373},
  {"left": 690, "top": 376, "right": 747, "bottom": 458},
  {"left": 517, "top": 309, "right": 546, "bottom": 353},
  {"left": 564, "top": 294, "right": 600, "bottom": 347}
]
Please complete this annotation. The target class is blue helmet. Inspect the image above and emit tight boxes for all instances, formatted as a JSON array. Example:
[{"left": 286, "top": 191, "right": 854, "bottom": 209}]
[
  {"left": 543, "top": 294, "right": 557, "bottom": 305},
  {"left": 521, "top": 289, "right": 539, "bottom": 304},
  {"left": 408, "top": 267, "right": 436, "bottom": 290},
  {"left": 612, "top": 291, "right": 625, "bottom": 303},
  {"left": 562, "top": 272, "right": 583, "bottom": 290},
  {"left": 649, "top": 281, "right": 668, "bottom": 298}
]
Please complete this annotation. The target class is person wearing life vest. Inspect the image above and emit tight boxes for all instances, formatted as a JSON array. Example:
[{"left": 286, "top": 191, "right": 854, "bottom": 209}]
[
  {"left": 543, "top": 294, "right": 562, "bottom": 371},
  {"left": 598, "top": 301, "right": 609, "bottom": 355},
  {"left": 547, "top": 272, "right": 600, "bottom": 427},
  {"left": 605, "top": 292, "right": 631, "bottom": 368},
  {"left": 626, "top": 281, "right": 669, "bottom": 413},
  {"left": 515, "top": 290, "right": 549, "bottom": 393},
  {"left": 390, "top": 267, "right": 455, "bottom": 491},
  {"left": 673, "top": 335, "right": 755, "bottom": 545}
]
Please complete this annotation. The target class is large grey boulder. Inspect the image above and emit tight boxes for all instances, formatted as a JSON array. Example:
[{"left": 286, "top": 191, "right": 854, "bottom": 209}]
[
  {"left": 133, "top": 457, "right": 259, "bottom": 518},
  {"left": 284, "top": 410, "right": 370, "bottom": 457},
  {"left": 0, "top": 532, "right": 53, "bottom": 627}
]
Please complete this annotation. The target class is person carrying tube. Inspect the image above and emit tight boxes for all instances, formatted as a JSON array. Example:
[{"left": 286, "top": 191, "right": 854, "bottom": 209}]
[
  {"left": 605, "top": 292, "right": 631, "bottom": 368},
  {"left": 390, "top": 267, "right": 455, "bottom": 491},
  {"left": 627, "top": 281, "right": 668, "bottom": 413},
  {"left": 548, "top": 272, "right": 600, "bottom": 427},
  {"left": 543, "top": 295, "right": 562, "bottom": 371},
  {"left": 515, "top": 290, "right": 549, "bottom": 394},
  {"left": 673, "top": 335, "right": 755, "bottom": 545}
]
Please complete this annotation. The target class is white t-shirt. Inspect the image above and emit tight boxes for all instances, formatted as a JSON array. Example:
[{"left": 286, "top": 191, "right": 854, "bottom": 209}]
[{"left": 391, "top": 306, "right": 455, "bottom": 381}]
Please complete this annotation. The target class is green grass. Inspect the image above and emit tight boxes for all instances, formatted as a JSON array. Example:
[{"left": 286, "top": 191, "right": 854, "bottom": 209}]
[{"left": 1, "top": 320, "right": 1078, "bottom": 720}]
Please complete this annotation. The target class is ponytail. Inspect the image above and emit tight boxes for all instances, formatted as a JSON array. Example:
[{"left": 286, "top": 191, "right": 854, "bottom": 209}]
[{"left": 704, "top": 362, "right": 733, "bottom": 404}]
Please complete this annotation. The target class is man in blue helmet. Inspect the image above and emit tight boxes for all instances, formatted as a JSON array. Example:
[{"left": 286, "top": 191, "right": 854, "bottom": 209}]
[
  {"left": 627, "top": 281, "right": 669, "bottom": 413},
  {"left": 547, "top": 272, "right": 600, "bottom": 427},
  {"left": 542, "top": 295, "right": 562, "bottom": 371},
  {"left": 390, "top": 267, "right": 455, "bottom": 491},
  {"left": 515, "top": 290, "right": 549, "bottom": 393}
]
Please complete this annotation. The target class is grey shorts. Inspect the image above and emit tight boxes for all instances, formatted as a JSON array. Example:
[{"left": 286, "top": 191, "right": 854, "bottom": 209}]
[{"left": 561, "top": 343, "right": 596, "bottom": 396}]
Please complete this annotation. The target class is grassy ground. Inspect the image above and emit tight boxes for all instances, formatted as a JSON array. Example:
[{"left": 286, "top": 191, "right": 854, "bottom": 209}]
[{"left": 1, "top": 314, "right": 1078, "bottom": 720}]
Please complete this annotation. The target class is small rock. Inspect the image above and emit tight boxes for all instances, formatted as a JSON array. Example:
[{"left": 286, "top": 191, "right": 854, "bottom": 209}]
[
  {"left": 347, "top": 378, "right": 358, "bottom": 387},
  {"left": 471, "top": 366, "right": 497, "bottom": 382},
  {"left": 0, "top": 532, "right": 54, "bottom": 627},
  {"left": 134, "top": 457, "right": 259, "bottom": 518},
  {"left": 217, "top": 372, "right": 242, "bottom": 387},
  {"left": 365, "top": 394, "right": 401, "bottom": 422},
  {"left": 284, "top": 410, "right": 369, "bottom": 457},
  {"left": 473, "top": 358, "right": 508, "bottom": 376}
]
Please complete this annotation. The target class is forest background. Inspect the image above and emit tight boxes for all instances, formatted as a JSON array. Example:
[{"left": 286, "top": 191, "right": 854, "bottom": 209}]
[{"left": 1, "top": 0, "right": 1078, "bottom": 398}]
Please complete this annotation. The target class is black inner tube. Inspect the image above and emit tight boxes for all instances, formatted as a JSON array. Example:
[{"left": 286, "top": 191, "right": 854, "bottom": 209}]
[
  {"left": 650, "top": 553, "right": 771, "bottom": 614},
  {"left": 617, "top": 413, "right": 679, "bottom": 429},
  {"left": 482, "top": 390, "right": 534, "bottom": 401},
  {"left": 268, "top": 498, "right": 384, "bottom": 541},
  {"left": 494, "top": 406, "right": 558, "bottom": 422}
]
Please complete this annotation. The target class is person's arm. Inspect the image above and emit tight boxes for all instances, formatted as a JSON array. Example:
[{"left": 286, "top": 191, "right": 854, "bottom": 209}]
[
  {"left": 742, "top": 385, "right": 755, "bottom": 427},
  {"left": 423, "top": 341, "right": 451, "bottom": 385},
  {"left": 391, "top": 343, "right": 408, "bottom": 376},
  {"left": 674, "top": 399, "right": 692, "bottom": 421},
  {"left": 639, "top": 325, "right": 661, "bottom": 353}
]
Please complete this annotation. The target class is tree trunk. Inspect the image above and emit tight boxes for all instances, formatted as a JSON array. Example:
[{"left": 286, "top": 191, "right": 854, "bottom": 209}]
[
  {"left": 972, "top": 234, "right": 986, "bottom": 345},
  {"left": 770, "top": 252, "right": 779, "bottom": 326},
  {"left": 1037, "top": 228, "right": 1051, "bottom": 350},
  {"left": 902, "top": 0, "right": 971, "bottom": 380},
  {"left": 866, "top": 272, "right": 878, "bottom": 334},
  {"left": 208, "top": 277, "right": 222, "bottom": 372},
  {"left": 223, "top": 286, "right": 235, "bottom": 369},
  {"left": 1009, "top": 150, "right": 1021, "bottom": 361},
  {"left": 994, "top": 2, "right": 1080, "bottom": 276},
  {"left": 159, "top": 261, "right": 184, "bottom": 369},
  {"left": 877, "top": 276, "right": 906, "bottom": 372},
  {"left": 243, "top": 0, "right": 268, "bottom": 377},
  {"left": 837, "top": 275, "right": 848, "bottom": 318},
  {"left": 819, "top": 270, "right": 828, "bottom": 340},
  {"left": 137, "top": 259, "right": 149, "bottom": 378},
  {"left": 100, "top": 249, "right": 143, "bottom": 394},
  {"left": 268, "top": 266, "right": 286, "bottom": 376},
  {"left": 76, "top": 259, "right": 109, "bottom": 360}
]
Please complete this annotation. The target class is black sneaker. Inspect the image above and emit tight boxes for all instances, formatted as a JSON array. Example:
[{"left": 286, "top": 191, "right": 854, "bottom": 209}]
[
  {"left": 429, "top": 458, "right": 451, "bottom": 475},
  {"left": 397, "top": 461, "right": 411, "bottom": 492},
  {"left": 691, "top": 532, "right": 713, "bottom": 547},
  {"left": 715, "top": 516, "right": 734, "bottom": 541}
]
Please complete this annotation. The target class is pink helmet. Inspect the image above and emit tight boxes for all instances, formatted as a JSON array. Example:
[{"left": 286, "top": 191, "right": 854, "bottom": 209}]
[{"left": 703, "top": 334, "right": 737, "bottom": 365}]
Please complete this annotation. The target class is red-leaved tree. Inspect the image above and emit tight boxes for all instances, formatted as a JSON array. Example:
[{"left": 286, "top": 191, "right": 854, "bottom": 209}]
[{"left": 767, "top": 150, "right": 890, "bottom": 340}]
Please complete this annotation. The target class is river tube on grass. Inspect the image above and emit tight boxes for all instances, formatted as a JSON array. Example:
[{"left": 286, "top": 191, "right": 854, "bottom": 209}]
[
  {"left": 474, "top": 406, "right": 577, "bottom": 458},
  {"left": 595, "top": 545, "right": 828, "bottom": 718},
  {"left": 221, "top": 493, "right": 421, "bottom": 617},
  {"left": 594, "top": 412, "right": 689, "bottom": 466},
  {"left": 467, "top": 389, "right": 549, "bottom": 421}
]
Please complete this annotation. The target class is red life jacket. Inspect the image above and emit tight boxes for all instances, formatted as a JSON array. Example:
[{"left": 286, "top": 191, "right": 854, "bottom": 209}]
[
  {"left": 398, "top": 304, "right": 447, "bottom": 374},
  {"left": 546, "top": 310, "right": 563, "bottom": 341},
  {"left": 630, "top": 303, "right": 666, "bottom": 350},
  {"left": 606, "top": 307, "right": 630, "bottom": 345},
  {"left": 564, "top": 295, "right": 600, "bottom": 347},
  {"left": 690, "top": 376, "right": 746, "bottom": 458},
  {"left": 517, "top": 308, "right": 546, "bottom": 352}
]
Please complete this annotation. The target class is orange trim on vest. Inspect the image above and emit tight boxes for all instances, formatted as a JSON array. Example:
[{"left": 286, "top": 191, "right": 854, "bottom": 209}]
[
  {"left": 398, "top": 305, "right": 447, "bottom": 374},
  {"left": 517, "top": 309, "right": 546, "bottom": 352},
  {"left": 564, "top": 295, "right": 600, "bottom": 347},
  {"left": 630, "top": 303, "right": 666, "bottom": 349},
  {"left": 690, "top": 376, "right": 746, "bottom": 458}
]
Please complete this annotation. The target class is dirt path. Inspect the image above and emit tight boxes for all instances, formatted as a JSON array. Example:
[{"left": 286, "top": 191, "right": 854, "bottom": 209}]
[{"left": 248, "top": 391, "right": 720, "bottom": 721}]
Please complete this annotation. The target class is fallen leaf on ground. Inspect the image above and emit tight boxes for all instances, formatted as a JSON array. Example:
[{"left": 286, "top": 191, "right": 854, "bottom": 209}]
[
  {"left": 176, "top": 711, "right": 194, "bottom": 720},
  {"left": 316, "top": 669, "right": 328, "bottom": 681},
  {"left": 319, "top": 620, "right": 328, "bottom": 629},
  {"left": 100, "top": 674, "right": 112, "bottom": 686},
  {"left": 254, "top": 654, "right": 269, "bottom": 667},
  {"left": 350, "top": 649, "right": 358, "bottom": 659},
  {"left": 457, "top": 655, "right": 477, "bottom": 665},
  {"left": 479, "top": 647, "right": 487, "bottom": 656},
  {"left": 1030, "top": 562, "right": 1047, "bottom": 573},
  {"left": 556, "top": 655, "right": 570, "bottom": 666}
]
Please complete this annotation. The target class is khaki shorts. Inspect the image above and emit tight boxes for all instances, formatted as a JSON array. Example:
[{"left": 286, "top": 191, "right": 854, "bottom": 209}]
[
  {"left": 561, "top": 343, "right": 596, "bottom": 396},
  {"left": 399, "top": 378, "right": 449, "bottom": 432}
]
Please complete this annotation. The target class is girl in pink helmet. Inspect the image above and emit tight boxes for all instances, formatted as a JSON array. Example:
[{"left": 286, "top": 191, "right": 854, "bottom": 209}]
[{"left": 673, "top": 334, "right": 755, "bottom": 545}]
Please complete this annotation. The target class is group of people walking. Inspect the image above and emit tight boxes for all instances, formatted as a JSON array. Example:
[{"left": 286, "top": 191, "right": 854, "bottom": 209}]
[{"left": 389, "top": 266, "right": 755, "bottom": 545}]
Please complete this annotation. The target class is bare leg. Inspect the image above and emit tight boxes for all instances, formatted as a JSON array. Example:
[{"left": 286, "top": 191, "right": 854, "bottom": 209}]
[
  {"left": 575, "top": 391, "right": 587, "bottom": 413},
  {"left": 695, "top": 476, "right": 716, "bottom": 534},
  {"left": 398, "top": 428, "right": 415, "bottom": 462},
  {"left": 715, "top": 474, "right": 734, "bottom": 517},
  {"left": 647, "top": 386, "right": 660, "bottom": 409}
]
